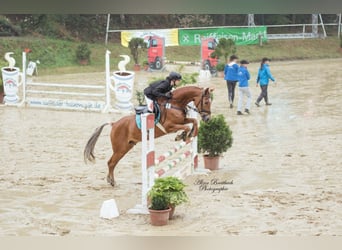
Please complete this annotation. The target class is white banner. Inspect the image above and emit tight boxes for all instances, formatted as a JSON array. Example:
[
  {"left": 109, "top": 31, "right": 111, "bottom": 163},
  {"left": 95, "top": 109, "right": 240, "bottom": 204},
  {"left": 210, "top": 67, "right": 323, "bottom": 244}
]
[{"left": 121, "top": 29, "right": 179, "bottom": 47}]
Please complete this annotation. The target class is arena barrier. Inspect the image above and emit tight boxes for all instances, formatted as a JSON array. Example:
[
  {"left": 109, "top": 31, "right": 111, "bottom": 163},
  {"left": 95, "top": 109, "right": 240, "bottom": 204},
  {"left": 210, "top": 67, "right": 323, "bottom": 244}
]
[
  {"left": 17, "top": 51, "right": 121, "bottom": 112},
  {"left": 128, "top": 105, "right": 204, "bottom": 214}
]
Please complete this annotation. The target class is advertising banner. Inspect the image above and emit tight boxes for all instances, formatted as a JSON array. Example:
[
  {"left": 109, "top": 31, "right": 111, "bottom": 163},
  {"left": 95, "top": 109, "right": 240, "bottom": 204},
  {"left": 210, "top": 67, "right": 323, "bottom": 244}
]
[
  {"left": 121, "top": 29, "right": 179, "bottom": 47},
  {"left": 178, "top": 26, "right": 267, "bottom": 46}
]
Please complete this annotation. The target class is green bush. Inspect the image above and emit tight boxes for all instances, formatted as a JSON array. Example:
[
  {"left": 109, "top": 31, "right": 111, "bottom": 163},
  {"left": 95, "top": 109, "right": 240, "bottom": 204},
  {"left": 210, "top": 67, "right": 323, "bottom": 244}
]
[
  {"left": 128, "top": 37, "right": 147, "bottom": 65},
  {"left": 215, "top": 62, "right": 225, "bottom": 72},
  {"left": 149, "top": 193, "right": 169, "bottom": 210},
  {"left": 0, "top": 15, "right": 21, "bottom": 36},
  {"left": 148, "top": 176, "right": 188, "bottom": 208},
  {"left": 198, "top": 114, "right": 233, "bottom": 157},
  {"left": 75, "top": 43, "right": 91, "bottom": 61},
  {"left": 210, "top": 38, "right": 237, "bottom": 62},
  {"left": 135, "top": 90, "right": 145, "bottom": 105}
]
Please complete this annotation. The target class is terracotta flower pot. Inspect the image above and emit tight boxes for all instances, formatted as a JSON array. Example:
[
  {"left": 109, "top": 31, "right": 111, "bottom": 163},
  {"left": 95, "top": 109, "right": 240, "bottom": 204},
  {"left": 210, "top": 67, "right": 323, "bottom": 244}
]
[
  {"left": 133, "top": 64, "right": 141, "bottom": 71},
  {"left": 169, "top": 205, "right": 176, "bottom": 220},
  {"left": 79, "top": 59, "right": 89, "bottom": 65},
  {"left": 217, "top": 71, "right": 224, "bottom": 78},
  {"left": 203, "top": 155, "right": 220, "bottom": 170},
  {"left": 149, "top": 207, "right": 171, "bottom": 226}
]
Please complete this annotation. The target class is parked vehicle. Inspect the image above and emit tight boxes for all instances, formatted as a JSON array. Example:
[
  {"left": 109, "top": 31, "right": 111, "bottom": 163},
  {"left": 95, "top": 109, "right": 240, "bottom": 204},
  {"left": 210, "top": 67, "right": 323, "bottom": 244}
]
[
  {"left": 146, "top": 35, "right": 165, "bottom": 70},
  {"left": 201, "top": 37, "right": 218, "bottom": 73}
]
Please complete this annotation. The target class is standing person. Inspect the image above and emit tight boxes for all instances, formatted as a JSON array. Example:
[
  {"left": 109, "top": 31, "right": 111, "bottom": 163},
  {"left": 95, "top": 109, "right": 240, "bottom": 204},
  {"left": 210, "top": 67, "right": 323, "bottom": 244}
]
[
  {"left": 236, "top": 60, "right": 252, "bottom": 115},
  {"left": 143, "top": 71, "right": 182, "bottom": 112},
  {"left": 224, "top": 55, "right": 239, "bottom": 108},
  {"left": 255, "top": 57, "right": 276, "bottom": 106}
]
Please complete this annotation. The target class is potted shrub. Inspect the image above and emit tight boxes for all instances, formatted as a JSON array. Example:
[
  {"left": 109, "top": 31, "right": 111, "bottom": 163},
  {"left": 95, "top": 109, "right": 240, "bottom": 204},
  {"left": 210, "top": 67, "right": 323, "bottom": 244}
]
[
  {"left": 210, "top": 38, "right": 237, "bottom": 63},
  {"left": 150, "top": 176, "right": 188, "bottom": 219},
  {"left": 75, "top": 43, "right": 91, "bottom": 65},
  {"left": 128, "top": 37, "right": 147, "bottom": 71},
  {"left": 142, "top": 60, "right": 149, "bottom": 71},
  {"left": 215, "top": 62, "right": 225, "bottom": 77},
  {"left": 215, "top": 62, "right": 225, "bottom": 72},
  {"left": 147, "top": 189, "right": 171, "bottom": 226},
  {"left": 211, "top": 38, "right": 236, "bottom": 77},
  {"left": 197, "top": 114, "right": 233, "bottom": 170},
  {"left": 135, "top": 90, "right": 145, "bottom": 106}
]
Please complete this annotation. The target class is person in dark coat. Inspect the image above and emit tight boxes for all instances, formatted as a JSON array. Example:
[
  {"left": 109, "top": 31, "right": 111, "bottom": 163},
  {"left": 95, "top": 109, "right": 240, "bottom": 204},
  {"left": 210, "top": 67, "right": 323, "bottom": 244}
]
[{"left": 144, "top": 71, "right": 182, "bottom": 112}]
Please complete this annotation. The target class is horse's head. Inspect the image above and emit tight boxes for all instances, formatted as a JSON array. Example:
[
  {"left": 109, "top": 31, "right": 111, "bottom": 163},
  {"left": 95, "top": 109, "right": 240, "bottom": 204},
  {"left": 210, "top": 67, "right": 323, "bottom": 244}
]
[
  {"left": 165, "top": 86, "right": 214, "bottom": 122},
  {"left": 195, "top": 87, "right": 214, "bottom": 122}
]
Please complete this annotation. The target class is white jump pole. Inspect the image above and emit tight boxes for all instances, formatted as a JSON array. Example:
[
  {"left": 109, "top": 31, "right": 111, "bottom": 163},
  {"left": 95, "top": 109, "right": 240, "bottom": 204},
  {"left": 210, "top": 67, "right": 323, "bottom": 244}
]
[
  {"left": 20, "top": 51, "right": 27, "bottom": 106},
  {"left": 127, "top": 113, "right": 155, "bottom": 214},
  {"left": 103, "top": 50, "right": 112, "bottom": 113}
]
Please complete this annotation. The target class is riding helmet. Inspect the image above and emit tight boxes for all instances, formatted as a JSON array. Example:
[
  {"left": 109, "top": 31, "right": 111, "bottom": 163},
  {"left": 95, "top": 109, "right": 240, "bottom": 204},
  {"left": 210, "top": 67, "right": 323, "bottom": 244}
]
[{"left": 168, "top": 72, "right": 182, "bottom": 81}]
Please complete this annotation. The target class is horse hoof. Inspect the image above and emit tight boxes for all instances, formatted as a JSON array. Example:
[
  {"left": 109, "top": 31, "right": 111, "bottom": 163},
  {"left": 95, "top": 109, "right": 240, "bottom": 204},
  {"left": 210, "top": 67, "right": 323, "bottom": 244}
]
[
  {"left": 175, "top": 131, "right": 187, "bottom": 141},
  {"left": 107, "top": 176, "right": 115, "bottom": 187},
  {"left": 175, "top": 135, "right": 182, "bottom": 141}
]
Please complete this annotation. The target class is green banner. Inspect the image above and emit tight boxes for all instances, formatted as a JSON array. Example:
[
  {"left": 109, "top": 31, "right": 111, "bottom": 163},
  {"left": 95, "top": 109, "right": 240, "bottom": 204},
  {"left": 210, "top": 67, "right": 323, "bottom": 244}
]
[{"left": 178, "top": 26, "right": 267, "bottom": 46}]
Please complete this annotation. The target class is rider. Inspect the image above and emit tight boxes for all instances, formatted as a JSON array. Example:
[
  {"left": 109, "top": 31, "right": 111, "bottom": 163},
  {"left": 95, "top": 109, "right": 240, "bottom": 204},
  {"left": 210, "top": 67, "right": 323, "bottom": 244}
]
[{"left": 143, "top": 72, "right": 182, "bottom": 112}]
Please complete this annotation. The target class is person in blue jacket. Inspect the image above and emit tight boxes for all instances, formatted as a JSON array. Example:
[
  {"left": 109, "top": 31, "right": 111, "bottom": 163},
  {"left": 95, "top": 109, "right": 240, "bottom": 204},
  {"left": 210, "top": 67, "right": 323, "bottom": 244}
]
[
  {"left": 236, "top": 60, "right": 251, "bottom": 115},
  {"left": 224, "top": 55, "right": 239, "bottom": 108},
  {"left": 255, "top": 57, "right": 276, "bottom": 107}
]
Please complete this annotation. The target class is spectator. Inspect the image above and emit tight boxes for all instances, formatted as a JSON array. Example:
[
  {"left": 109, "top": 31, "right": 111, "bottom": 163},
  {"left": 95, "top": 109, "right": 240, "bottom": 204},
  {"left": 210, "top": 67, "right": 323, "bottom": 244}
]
[
  {"left": 224, "top": 55, "right": 239, "bottom": 108},
  {"left": 237, "top": 60, "right": 252, "bottom": 115},
  {"left": 255, "top": 57, "right": 276, "bottom": 106}
]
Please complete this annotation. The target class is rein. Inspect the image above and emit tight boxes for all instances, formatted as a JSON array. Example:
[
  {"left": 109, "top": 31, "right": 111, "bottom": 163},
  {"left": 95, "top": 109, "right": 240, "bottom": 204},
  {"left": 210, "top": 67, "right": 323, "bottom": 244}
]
[
  {"left": 187, "top": 90, "right": 211, "bottom": 116},
  {"left": 159, "top": 89, "right": 211, "bottom": 123}
]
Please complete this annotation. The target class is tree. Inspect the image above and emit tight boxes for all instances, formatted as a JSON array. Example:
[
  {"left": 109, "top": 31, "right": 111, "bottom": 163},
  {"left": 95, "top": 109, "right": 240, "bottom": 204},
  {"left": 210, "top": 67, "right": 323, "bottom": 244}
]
[
  {"left": 128, "top": 37, "right": 147, "bottom": 65},
  {"left": 210, "top": 38, "right": 237, "bottom": 62}
]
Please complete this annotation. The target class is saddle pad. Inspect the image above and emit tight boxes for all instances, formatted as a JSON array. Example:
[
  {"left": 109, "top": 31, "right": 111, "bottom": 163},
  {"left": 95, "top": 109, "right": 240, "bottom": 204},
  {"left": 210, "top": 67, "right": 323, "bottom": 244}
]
[{"left": 135, "top": 111, "right": 160, "bottom": 129}]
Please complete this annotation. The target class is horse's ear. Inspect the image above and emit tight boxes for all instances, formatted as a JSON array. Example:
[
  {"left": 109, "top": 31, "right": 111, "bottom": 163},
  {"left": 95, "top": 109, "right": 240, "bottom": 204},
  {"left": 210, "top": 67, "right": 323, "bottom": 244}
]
[
  {"left": 204, "top": 87, "right": 214, "bottom": 101},
  {"left": 204, "top": 87, "right": 215, "bottom": 94}
]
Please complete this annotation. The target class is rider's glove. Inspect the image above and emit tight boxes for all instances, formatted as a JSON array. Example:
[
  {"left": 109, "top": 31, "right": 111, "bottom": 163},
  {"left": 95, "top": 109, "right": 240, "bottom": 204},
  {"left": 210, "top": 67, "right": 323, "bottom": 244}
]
[{"left": 165, "top": 92, "right": 173, "bottom": 99}]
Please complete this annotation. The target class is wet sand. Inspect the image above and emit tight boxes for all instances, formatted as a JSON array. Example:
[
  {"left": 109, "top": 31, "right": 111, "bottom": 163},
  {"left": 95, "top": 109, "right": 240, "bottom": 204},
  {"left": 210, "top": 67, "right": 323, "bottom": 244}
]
[{"left": 0, "top": 58, "right": 341, "bottom": 236}]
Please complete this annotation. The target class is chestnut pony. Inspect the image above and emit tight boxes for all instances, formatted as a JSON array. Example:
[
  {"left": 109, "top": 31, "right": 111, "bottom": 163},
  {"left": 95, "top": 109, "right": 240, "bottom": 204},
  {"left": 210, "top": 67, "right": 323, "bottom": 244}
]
[{"left": 84, "top": 86, "right": 214, "bottom": 187}]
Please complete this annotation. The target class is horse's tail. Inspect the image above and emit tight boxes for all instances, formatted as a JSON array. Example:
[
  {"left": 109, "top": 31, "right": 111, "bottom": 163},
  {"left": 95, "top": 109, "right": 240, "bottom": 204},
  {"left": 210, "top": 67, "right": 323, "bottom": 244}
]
[{"left": 84, "top": 123, "right": 110, "bottom": 163}]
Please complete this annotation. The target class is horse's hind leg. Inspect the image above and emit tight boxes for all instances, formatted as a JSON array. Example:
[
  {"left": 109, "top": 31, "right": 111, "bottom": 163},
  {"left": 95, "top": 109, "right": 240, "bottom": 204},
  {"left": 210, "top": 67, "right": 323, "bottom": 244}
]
[{"left": 107, "top": 143, "right": 134, "bottom": 187}]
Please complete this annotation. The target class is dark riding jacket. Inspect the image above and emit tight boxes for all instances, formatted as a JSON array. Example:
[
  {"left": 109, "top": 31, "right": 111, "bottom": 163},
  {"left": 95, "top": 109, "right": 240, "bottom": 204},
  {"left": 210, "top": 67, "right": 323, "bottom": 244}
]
[{"left": 144, "top": 79, "right": 172, "bottom": 100}]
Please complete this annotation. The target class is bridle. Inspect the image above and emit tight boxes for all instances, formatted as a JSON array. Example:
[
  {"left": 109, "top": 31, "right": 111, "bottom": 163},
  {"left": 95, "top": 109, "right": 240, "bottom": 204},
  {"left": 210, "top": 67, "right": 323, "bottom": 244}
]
[
  {"left": 159, "top": 89, "right": 212, "bottom": 123},
  {"left": 187, "top": 90, "right": 211, "bottom": 118}
]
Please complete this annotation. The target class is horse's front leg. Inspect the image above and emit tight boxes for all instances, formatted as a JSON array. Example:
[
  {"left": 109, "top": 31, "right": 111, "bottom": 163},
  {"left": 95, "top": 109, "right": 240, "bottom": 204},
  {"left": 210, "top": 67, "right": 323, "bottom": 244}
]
[
  {"left": 183, "top": 118, "right": 198, "bottom": 138},
  {"left": 171, "top": 124, "right": 191, "bottom": 141},
  {"left": 172, "top": 118, "right": 198, "bottom": 142}
]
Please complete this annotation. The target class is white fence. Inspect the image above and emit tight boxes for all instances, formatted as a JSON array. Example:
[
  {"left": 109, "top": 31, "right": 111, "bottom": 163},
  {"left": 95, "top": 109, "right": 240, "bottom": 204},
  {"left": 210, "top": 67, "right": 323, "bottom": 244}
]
[{"left": 10, "top": 51, "right": 121, "bottom": 113}]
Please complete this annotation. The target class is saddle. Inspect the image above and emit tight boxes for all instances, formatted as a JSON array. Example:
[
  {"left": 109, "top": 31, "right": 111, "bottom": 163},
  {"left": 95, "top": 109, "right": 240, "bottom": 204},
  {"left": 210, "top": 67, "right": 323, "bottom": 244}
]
[{"left": 134, "top": 101, "right": 161, "bottom": 129}]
